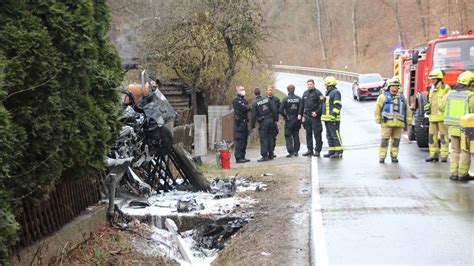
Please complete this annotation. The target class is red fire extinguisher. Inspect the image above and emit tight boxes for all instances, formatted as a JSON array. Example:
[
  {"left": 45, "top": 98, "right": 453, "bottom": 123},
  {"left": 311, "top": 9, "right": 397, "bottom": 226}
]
[{"left": 220, "top": 149, "right": 231, "bottom": 169}]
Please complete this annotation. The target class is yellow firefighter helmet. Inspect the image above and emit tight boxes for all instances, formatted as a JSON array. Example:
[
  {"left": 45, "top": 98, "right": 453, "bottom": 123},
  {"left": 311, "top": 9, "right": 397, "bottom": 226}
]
[
  {"left": 323, "top": 76, "right": 337, "bottom": 86},
  {"left": 429, "top": 69, "right": 444, "bottom": 80}
]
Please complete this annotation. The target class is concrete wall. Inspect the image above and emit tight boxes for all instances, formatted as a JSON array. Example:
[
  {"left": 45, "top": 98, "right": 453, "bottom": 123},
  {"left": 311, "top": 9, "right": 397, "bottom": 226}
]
[
  {"left": 207, "top": 105, "right": 231, "bottom": 149},
  {"left": 193, "top": 115, "right": 207, "bottom": 156}
]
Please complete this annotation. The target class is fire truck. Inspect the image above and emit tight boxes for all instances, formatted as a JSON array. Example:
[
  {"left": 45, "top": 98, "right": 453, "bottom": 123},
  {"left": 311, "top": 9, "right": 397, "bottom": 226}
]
[{"left": 395, "top": 27, "right": 474, "bottom": 148}]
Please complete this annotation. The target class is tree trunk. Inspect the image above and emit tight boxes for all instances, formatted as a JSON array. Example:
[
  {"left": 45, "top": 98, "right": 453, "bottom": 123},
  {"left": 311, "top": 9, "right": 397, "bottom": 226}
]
[
  {"left": 191, "top": 87, "right": 198, "bottom": 115},
  {"left": 416, "top": 0, "right": 428, "bottom": 41},
  {"left": 351, "top": 0, "right": 358, "bottom": 65},
  {"left": 315, "top": 0, "right": 327, "bottom": 67},
  {"left": 426, "top": 0, "right": 430, "bottom": 39},
  {"left": 446, "top": 0, "right": 450, "bottom": 30},
  {"left": 393, "top": 0, "right": 404, "bottom": 47},
  {"left": 217, "top": 36, "right": 235, "bottom": 105},
  {"left": 456, "top": 0, "right": 465, "bottom": 33}
]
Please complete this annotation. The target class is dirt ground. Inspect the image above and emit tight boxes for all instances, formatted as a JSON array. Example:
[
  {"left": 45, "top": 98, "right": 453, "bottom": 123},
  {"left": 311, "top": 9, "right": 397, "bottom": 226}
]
[
  {"left": 52, "top": 227, "right": 176, "bottom": 265},
  {"left": 56, "top": 147, "right": 311, "bottom": 265},
  {"left": 210, "top": 161, "right": 311, "bottom": 265}
]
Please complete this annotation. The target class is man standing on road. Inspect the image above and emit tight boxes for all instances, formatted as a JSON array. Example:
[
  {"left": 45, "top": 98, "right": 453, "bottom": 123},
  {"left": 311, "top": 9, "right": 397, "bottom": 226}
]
[
  {"left": 374, "top": 77, "right": 412, "bottom": 163},
  {"left": 298, "top": 79, "right": 324, "bottom": 157},
  {"left": 232, "top": 85, "right": 251, "bottom": 164},
  {"left": 441, "top": 71, "right": 474, "bottom": 181},
  {"left": 321, "top": 76, "right": 344, "bottom": 158},
  {"left": 280, "top": 84, "right": 302, "bottom": 157},
  {"left": 267, "top": 85, "right": 280, "bottom": 159},
  {"left": 424, "top": 69, "right": 451, "bottom": 162},
  {"left": 251, "top": 88, "right": 278, "bottom": 162}
]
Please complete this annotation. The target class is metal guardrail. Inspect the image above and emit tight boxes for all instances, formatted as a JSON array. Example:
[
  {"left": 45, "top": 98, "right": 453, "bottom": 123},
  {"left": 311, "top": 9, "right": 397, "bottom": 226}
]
[{"left": 270, "top": 65, "right": 359, "bottom": 82}]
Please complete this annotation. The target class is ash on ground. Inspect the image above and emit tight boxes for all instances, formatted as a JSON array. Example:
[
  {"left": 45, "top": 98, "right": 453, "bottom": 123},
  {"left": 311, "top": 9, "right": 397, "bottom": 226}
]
[{"left": 119, "top": 177, "right": 266, "bottom": 265}]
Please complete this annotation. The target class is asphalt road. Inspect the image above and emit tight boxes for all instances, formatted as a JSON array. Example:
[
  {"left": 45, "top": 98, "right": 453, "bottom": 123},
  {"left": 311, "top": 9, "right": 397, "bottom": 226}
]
[{"left": 274, "top": 72, "right": 474, "bottom": 265}]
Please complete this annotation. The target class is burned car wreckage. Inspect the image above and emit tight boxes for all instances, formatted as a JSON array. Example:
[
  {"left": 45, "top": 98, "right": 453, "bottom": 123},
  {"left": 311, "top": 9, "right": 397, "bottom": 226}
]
[{"left": 103, "top": 72, "right": 210, "bottom": 212}]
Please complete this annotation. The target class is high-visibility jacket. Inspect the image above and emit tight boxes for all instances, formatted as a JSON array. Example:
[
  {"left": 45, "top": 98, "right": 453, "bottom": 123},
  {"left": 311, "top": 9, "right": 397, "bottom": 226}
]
[
  {"left": 442, "top": 90, "right": 474, "bottom": 136},
  {"left": 321, "top": 86, "right": 342, "bottom": 122},
  {"left": 375, "top": 90, "right": 413, "bottom": 128},
  {"left": 428, "top": 82, "right": 451, "bottom": 122}
]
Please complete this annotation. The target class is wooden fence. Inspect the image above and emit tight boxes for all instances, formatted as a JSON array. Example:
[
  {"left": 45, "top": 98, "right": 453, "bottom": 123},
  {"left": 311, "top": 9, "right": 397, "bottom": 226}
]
[
  {"left": 173, "top": 123, "right": 194, "bottom": 151},
  {"left": 15, "top": 175, "right": 102, "bottom": 249}
]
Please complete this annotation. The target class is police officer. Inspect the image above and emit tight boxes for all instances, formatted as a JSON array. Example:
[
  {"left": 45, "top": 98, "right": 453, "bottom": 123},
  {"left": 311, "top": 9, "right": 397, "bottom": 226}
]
[
  {"left": 374, "top": 77, "right": 412, "bottom": 163},
  {"left": 232, "top": 85, "right": 251, "bottom": 163},
  {"left": 424, "top": 69, "right": 451, "bottom": 162},
  {"left": 441, "top": 71, "right": 474, "bottom": 181},
  {"left": 321, "top": 76, "right": 343, "bottom": 158},
  {"left": 251, "top": 88, "right": 278, "bottom": 162},
  {"left": 267, "top": 85, "right": 280, "bottom": 159},
  {"left": 298, "top": 79, "right": 324, "bottom": 156},
  {"left": 280, "top": 84, "right": 302, "bottom": 157}
]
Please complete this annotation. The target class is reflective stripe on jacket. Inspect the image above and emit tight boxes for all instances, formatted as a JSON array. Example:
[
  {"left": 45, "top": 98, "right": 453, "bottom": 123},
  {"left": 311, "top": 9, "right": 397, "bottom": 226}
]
[
  {"left": 321, "top": 86, "right": 341, "bottom": 121},
  {"left": 374, "top": 91, "right": 412, "bottom": 128},
  {"left": 428, "top": 82, "right": 450, "bottom": 122},
  {"left": 382, "top": 90, "right": 406, "bottom": 122},
  {"left": 444, "top": 91, "right": 472, "bottom": 126}
]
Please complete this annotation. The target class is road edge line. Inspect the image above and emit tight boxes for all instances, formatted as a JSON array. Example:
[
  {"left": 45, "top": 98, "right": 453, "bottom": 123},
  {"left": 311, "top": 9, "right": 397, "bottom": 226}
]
[{"left": 310, "top": 156, "right": 329, "bottom": 266}]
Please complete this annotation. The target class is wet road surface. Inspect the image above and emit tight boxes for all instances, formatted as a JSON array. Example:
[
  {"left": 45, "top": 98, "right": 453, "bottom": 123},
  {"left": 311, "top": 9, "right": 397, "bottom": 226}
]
[{"left": 275, "top": 72, "right": 474, "bottom": 265}]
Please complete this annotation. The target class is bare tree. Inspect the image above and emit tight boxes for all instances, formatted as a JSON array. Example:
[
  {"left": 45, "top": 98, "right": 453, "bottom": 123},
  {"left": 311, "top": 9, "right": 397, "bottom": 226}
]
[
  {"left": 315, "top": 0, "right": 327, "bottom": 67},
  {"left": 447, "top": 0, "right": 451, "bottom": 30},
  {"left": 351, "top": 0, "right": 359, "bottom": 65},
  {"left": 207, "top": 0, "right": 267, "bottom": 104},
  {"left": 456, "top": 0, "right": 466, "bottom": 33},
  {"left": 381, "top": 0, "right": 405, "bottom": 47},
  {"left": 416, "top": 0, "right": 428, "bottom": 41}
]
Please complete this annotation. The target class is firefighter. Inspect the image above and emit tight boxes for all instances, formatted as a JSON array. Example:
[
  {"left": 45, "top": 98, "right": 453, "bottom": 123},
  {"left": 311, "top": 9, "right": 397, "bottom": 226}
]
[
  {"left": 267, "top": 85, "right": 281, "bottom": 159},
  {"left": 374, "top": 77, "right": 412, "bottom": 163},
  {"left": 251, "top": 88, "right": 278, "bottom": 162},
  {"left": 280, "top": 84, "right": 302, "bottom": 157},
  {"left": 298, "top": 79, "right": 324, "bottom": 157},
  {"left": 321, "top": 76, "right": 343, "bottom": 158},
  {"left": 441, "top": 71, "right": 474, "bottom": 181},
  {"left": 232, "top": 85, "right": 251, "bottom": 163},
  {"left": 424, "top": 69, "right": 451, "bottom": 162}
]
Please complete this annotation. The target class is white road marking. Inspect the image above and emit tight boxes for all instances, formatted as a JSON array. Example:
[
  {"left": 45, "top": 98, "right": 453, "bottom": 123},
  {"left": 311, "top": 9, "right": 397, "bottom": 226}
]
[{"left": 310, "top": 157, "right": 329, "bottom": 266}]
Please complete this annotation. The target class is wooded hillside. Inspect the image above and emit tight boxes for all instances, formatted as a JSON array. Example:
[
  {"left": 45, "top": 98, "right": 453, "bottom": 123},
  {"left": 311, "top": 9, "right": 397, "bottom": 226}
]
[
  {"left": 109, "top": 0, "right": 474, "bottom": 78},
  {"left": 263, "top": 0, "right": 473, "bottom": 76}
]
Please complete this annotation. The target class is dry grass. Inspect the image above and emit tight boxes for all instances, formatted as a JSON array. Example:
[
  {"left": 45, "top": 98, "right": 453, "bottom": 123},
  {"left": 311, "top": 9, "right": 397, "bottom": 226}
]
[{"left": 53, "top": 227, "right": 176, "bottom": 266}]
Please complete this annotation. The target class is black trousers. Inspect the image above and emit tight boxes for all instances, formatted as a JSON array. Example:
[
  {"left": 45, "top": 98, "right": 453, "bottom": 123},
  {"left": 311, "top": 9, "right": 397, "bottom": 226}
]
[
  {"left": 234, "top": 122, "right": 249, "bottom": 160},
  {"left": 304, "top": 116, "right": 323, "bottom": 153},
  {"left": 259, "top": 118, "right": 275, "bottom": 158},
  {"left": 284, "top": 119, "right": 301, "bottom": 154},
  {"left": 270, "top": 122, "right": 278, "bottom": 155},
  {"left": 325, "top": 121, "right": 343, "bottom": 153}
]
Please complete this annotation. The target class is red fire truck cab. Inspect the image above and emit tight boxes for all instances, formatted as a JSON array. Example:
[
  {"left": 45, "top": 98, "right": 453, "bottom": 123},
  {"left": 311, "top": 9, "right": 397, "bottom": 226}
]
[{"left": 399, "top": 28, "right": 474, "bottom": 148}]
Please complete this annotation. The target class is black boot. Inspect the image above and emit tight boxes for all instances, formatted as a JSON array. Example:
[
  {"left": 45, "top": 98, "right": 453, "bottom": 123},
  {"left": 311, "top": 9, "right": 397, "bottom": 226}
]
[
  {"left": 313, "top": 151, "right": 320, "bottom": 157},
  {"left": 257, "top": 157, "right": 269, "bottom": 162},
  {"left": 302, "top": 151, "right": 313, "bottom": 157},
  {"left": 323, "top": 152, "right": 335, "bottom": 158},
  {"left": 329, "top": 151, "right": 342, "bottom": 158},
  {"left": 286, "top": 153, "right": 294, "bottom": 158},
  {"left": 458, "top": 175, "right": 474, "bottom": 181},
  {"left": 449, "top": 175, "right": 458, "bottom": 181},
  {"left": 425, "top": 157, "right": 439, "bottom": 162},
  {"left": 379, "top": 158, "right": 385, "bottom": 163},
  {"left": 391, "top": 157, "right": 399, "bottom": 163}
]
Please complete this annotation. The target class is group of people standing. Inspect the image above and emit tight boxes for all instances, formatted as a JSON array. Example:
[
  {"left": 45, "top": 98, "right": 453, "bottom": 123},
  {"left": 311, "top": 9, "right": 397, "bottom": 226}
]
[
  {"left": 232, "top": 77, "right": 344, "bottom": 163},
  {"left": 374, "top": 70, "right": 474, "bottom": 181}
]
